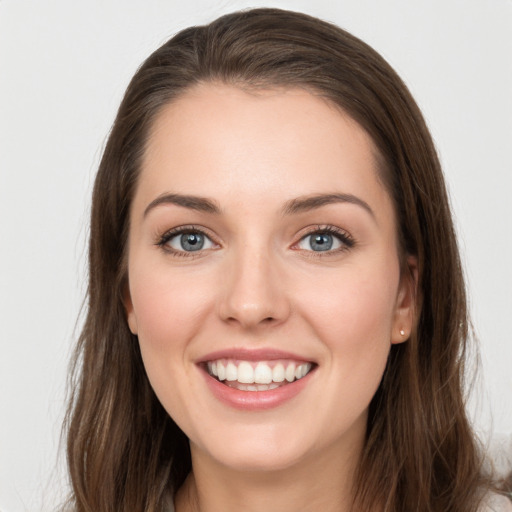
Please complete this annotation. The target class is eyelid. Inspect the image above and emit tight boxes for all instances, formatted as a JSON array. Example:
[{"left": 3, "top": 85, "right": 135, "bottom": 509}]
[
  {"left": 155, "top": 223, "right": 354, "bottom": 257},
  {"left": 156, "top": 225, "right": 220, "bottom": 256},
  {"left": 291, "top": 225, "right": 355, "bottom": 253}
]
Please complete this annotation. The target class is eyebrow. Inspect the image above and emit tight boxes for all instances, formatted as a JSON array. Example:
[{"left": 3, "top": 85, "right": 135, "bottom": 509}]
[
  {"left": 143, "top": 193, "right": 221, "bottom": 217},
  {"left": 143, "top": 191, "right": 374, "bottom": 219},
  {"left": 282, "top": 193, "right": 375, "bottom": 218}
]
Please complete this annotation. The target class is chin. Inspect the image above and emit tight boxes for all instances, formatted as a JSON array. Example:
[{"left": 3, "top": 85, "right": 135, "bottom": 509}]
[
  {"left": 193, "top": 426, "right": 312, "bottom": 473},
  {"left": 212, "top": 447, "right": 306, "bottom": 473}
]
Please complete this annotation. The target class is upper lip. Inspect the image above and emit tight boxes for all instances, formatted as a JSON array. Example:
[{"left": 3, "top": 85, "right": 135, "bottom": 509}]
[{"left": 196, "top": 347, "right": 315, "bottom": 364}]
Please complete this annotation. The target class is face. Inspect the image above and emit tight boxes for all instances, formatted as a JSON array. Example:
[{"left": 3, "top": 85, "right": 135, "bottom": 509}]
[{"left": 125, "top": 84, "right": 415, "bottom": 473}]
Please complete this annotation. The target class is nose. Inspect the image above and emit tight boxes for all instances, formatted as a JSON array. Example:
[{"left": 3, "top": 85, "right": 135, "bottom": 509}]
[{"left": 218, "top": 245, "right": 291, "bottom": 329}]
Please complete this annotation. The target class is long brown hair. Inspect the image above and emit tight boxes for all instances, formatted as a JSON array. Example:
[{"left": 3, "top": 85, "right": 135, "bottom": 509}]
[{"left": 65, "top": 8, "right": 496, "bottom": 511}]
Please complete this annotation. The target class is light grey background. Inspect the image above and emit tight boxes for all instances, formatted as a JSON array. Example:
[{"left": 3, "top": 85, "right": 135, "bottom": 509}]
[{"left": 1, "top": 1, "right": 511, "bottom": 510}]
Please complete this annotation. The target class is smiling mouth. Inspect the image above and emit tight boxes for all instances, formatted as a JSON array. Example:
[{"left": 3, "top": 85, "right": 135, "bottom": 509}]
[{"left": 205, "top": 359, "right": 314, "bottom": 391}]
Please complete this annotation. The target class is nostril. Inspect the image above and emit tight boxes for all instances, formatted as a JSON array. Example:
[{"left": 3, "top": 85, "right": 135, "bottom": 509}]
[
  {"left": 226, "top": 316, "right": 275, "bottom": 326},
  {"left": 218, "top": 288, "right": 291, "bottom": 327}
]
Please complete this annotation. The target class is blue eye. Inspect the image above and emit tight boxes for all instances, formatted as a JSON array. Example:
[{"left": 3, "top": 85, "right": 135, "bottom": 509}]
[
  {"left": 165, "top": 231, "right": 214, "bottom": 252},
  {"left": 297, "top": 230, "right": 350, "bottom": 252}
]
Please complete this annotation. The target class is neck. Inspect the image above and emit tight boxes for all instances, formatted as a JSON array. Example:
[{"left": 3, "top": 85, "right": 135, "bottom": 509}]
[{"left": 175, "top": 431, "right": 364, "bottom": 512}]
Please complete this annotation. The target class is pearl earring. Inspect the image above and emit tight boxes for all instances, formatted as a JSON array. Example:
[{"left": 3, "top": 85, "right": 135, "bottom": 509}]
[{"left": 400, "top": 329, "right": 405, "bottom": 336}]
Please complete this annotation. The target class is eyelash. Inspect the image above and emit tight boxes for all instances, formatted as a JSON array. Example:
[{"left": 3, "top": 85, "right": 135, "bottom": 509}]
[
  {"left": 293, "top": 225, "right": 355, "bottom": 257},
  {"left": 156, "top": 224, "right": 355, "bottom": 257},
  {"left": 156, "top": 225, "right": 218, "bottom": 258}
]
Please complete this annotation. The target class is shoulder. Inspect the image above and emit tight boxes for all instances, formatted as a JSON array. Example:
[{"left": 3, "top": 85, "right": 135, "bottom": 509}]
[
  {"left": 163, "top": 492, "right": 175, "bottom": 512},
  {"left": 480, "top": 493, "right": 512, "bottom": 512}
]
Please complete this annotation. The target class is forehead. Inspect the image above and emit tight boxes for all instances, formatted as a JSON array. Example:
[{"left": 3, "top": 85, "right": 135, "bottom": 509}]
[{"left": 136, "top": 83, "right": 392, "bottom": 218}]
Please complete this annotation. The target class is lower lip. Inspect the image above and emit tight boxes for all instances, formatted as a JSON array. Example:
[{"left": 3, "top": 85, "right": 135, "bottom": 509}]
[{"left": 201, "top": 368, "right": 313, "bottom": 411}]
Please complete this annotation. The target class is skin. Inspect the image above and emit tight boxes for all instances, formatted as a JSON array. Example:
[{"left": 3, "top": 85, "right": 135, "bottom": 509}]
[{"left": 125, "top": 84, "right": 417, "bottom": 512}]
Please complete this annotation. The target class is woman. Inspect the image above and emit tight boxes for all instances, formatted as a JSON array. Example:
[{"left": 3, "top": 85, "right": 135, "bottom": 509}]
[{"left": 64, "top": 8, "right": 510, "bottom": 512}]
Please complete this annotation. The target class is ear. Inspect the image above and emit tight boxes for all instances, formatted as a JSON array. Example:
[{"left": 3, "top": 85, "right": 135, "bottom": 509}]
[
  {"left": 391, "top": 255, "right": 418, "bottom": 344},
  {"left": 123, "top": 282, "right": 138, "bottom": 335}
]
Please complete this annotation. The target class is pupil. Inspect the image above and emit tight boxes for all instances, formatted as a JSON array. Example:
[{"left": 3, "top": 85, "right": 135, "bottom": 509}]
[
  {"left": 181, "top": 233, "right": 204, "bottom": 251},
  {"left": 311, "top": 233, "right": 332, "bottom": 251}
]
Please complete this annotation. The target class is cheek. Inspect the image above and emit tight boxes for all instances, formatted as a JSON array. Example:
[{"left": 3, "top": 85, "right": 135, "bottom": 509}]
[
  {"left": 130, "top": 267, "right": 214, "bottom": 353},
  {"left": 129, "top": 265, "right": 217, "bottom": 424},
  {"left": 127, "top": 262, "right": 218, "bottom": 413},
  {"left": 292, "top": 264, "right": 398, "bottom": 429},
  {"left": 294, "top": 259, "right": 399, "bottom": 383},
  {"left": 298, "top": 263, "right": 398, "bottom": 335}
]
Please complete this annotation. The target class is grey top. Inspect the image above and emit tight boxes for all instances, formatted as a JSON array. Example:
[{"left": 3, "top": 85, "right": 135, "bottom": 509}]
[
  {"left": 483, "top": 493, "right": 512, "bottom": 512},
  {"left": 165, "top": 493, "right": 512, "bottom": 511}
]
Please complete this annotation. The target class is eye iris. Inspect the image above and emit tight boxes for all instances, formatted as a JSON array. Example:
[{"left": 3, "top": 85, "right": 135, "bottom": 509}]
[
  {"left": 310, "top": 233, "right": 333, "bottom": 251},
  {"left": 180, "top": 233, "right": 204, "bottom": 251}
]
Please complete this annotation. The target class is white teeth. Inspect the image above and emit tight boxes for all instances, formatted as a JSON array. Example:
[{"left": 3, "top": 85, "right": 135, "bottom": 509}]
[
  {"left": 302, "top": 363, "right": 312, "bottom": 377},
  {"left": 254, "top": 363, "right": 273, "bottom": 384},
  {"left": 272, "top": 363, "right": 285, "bottom": 382},
  {"left": 207, "top": 359, "right": 313, "bottom": 386},
  {"left": 226, "top": 381, "right": 288, "bottom": 391},
  {"left": 237, "top": 361, "right": 254, "bottom": 384},
  {"left": 217, "top": 362, "right": 226, "bottom": 381},
  {"left": 225, "top": 362, "right": 237, "bottom": 381},
  {"left": 285, "top": 363, "right": 296, "bottom": 382},
  {"left": 294, "top": 363, "right": 311, "bottom": 380}
]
